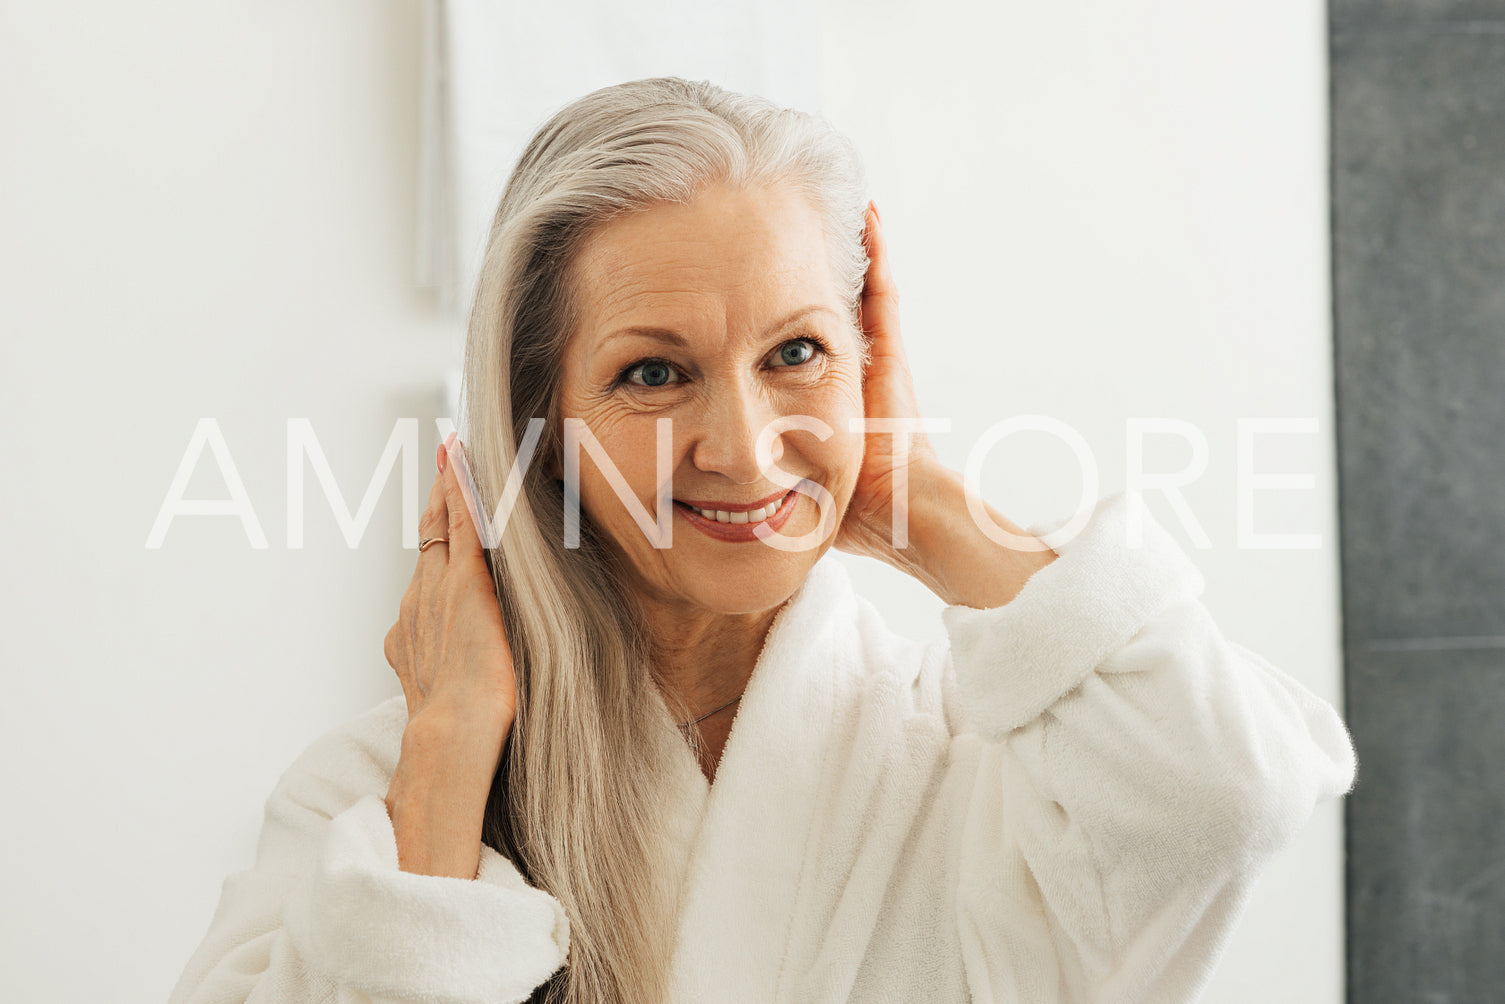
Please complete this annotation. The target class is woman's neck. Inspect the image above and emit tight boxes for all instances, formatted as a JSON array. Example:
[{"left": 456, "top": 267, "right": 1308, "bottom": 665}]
[{"left": 644, "top": 602, "right": 781, "bottom": 719}]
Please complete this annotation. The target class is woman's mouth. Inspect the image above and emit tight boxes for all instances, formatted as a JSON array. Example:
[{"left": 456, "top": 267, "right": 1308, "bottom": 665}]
[
  {"left": 671, "top": 489, "right": 800, "bottom": 540},
  {"left": 675, "top": 489, "right": 791, "bottom": 524}
]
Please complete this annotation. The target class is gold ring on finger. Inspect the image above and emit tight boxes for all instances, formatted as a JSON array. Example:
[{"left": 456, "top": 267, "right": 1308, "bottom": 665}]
[{"left": 418, "top": 536, "right": 450, "bottom": 552}]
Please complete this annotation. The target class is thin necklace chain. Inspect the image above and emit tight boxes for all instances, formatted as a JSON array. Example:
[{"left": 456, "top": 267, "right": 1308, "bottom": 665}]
[{"left": 677, "top": 692, "right": 744, "bottom": 729}]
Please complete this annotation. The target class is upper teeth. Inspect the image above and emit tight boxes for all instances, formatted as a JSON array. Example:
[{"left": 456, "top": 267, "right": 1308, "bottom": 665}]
[{"left": 693, "top": 494, "right": 787, "bottom": 524}]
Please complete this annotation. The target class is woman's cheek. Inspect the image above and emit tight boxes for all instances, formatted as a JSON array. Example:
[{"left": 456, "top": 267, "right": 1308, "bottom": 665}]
[
  {"left": 566, "top": 407, "right": 664, "bottom": 514},
  {"left": 787, "top": 373, "right": 857, "bottom": 423},
  {"left": 612, "top": 414, "right": 670, "bottom": 495},
  {"left": 835, "top": 429, "right": 867, "bottom": 497}
]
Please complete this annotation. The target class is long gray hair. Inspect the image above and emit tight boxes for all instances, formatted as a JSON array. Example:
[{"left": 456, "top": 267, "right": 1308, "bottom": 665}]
[{"left": 459, "top": 77, "right": 868, "bottom": 1004}]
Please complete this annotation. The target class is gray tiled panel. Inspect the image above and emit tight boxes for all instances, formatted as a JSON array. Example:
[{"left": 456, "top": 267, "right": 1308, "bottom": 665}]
[
  {"left": 1332, "top": 4, "right": 1505, "bottom": 29},
  {"left": 1346, "top": 647, "right": 1505, "bottom": 1003},
  {"left": 1332, "top": 28, "right": 1505, "bottom": 644}
]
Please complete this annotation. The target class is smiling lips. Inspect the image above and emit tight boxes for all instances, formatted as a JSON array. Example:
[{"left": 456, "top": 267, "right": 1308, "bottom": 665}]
[
  {"left": 675, "top": 487, "right": 790, "bottom": 523},
  {"left": 673, "top": 488, "right": 800, "bottom": 540}
]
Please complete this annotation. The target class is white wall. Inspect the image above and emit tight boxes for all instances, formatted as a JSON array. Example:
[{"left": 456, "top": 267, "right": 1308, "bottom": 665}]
[{"left": 0, "top": 2, "right": 1342, "bottom": 1002}]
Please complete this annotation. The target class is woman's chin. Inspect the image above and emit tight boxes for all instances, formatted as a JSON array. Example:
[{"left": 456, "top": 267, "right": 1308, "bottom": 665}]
[{"left": 667, "top": 553, "right": 817, "bottom": 616}]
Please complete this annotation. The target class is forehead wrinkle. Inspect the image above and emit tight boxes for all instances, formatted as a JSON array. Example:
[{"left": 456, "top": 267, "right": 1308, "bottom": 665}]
[
  {"left": 593, "top": 284, "right": 725, "bottom": 348},
  {"left": 596, "top": 269, "right": 838, "bottom": 359},
  {"left": 569, "top": 192, "right": 843, "bottom": 359},
  {"left": 581, "top": 242, "right": 720, "bottom": 314}
]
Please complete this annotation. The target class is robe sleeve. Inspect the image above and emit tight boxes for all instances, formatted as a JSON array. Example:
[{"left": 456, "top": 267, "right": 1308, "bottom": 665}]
[
  {"left": 168, "top": 699, "right": 570, "bottom": 1004},
  {"left": 938, "top": 492, "right": 1356, "bottom": 1002}
]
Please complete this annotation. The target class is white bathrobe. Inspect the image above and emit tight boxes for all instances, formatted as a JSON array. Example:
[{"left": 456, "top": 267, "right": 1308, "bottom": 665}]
[{"left": 169, "top": 493, "right": 1356, "bottom": 1004}]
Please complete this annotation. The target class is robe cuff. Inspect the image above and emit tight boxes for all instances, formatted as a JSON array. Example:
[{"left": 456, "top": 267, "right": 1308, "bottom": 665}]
[
  {"left": 940, "top": 491, "right": 1206, "bottom": 739},
  {"left": 285, "top": 792, "right": 569, "bottom": 1004}
]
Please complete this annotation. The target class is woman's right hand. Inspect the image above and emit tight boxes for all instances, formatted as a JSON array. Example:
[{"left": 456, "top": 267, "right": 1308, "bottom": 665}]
[
  {"left": 385, "top": 434, "right": 517, "bottom": 729},
  {"left": 382, "top": 433, "right": 517, "bottom": 878}
]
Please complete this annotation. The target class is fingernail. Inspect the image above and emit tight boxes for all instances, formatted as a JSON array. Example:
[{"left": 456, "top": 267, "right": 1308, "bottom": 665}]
[
  {"left": 870, "top": 200, "right": 881, "bottom": 224},
  {"left": 436, "top": 443, "right": 447, "bottom": 474}
]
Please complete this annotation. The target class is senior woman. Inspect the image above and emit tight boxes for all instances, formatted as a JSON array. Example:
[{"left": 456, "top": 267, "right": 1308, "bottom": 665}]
[{"left": 171, "top": 78, "right": 1355, "bottom": 1004}]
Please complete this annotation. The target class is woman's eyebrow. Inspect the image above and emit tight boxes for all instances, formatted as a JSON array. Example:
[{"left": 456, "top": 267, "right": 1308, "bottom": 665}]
[
  {"left": 600, "top": 326, "right": 691, "bottom": 349},
  {"left": 600, "top": 305, "right": 840, "bottom": 349},
  {"left": 765, "top": 304, "right": 841, "bottom": 334}
]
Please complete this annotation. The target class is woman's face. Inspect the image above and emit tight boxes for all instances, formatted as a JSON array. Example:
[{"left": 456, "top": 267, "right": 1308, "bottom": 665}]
[{"left": 557, "top": 182, "right": 866, "bottom": 618}]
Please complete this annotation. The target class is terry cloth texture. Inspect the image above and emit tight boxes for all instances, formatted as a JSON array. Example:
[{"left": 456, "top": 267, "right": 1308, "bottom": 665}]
[{"left": 169, "top": 491, "right": 1356, "bottom": 1004}]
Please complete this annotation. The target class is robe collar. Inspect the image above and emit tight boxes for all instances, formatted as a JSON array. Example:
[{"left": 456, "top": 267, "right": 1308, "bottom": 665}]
[{"left": 662, "top": 551, "right": 859, "bottom": 998}]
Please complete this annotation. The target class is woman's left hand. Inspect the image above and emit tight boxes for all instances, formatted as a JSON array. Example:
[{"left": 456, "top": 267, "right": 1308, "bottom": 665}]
[{"left": 834, "top": 202, "right": 945, "bottom": 566}]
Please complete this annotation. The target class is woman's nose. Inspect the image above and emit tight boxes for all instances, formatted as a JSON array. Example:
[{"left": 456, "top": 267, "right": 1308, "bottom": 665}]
[{"left": 688, "top": 382, "right": 782, "bottom": 484}]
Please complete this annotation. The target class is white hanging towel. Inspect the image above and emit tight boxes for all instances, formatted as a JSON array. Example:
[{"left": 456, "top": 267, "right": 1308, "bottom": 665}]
[{"left": 417, "top": 0, "right": 826, "bottom": 319}]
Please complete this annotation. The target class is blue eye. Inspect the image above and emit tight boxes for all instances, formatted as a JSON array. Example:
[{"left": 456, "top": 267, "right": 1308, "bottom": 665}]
[
  {"left": 772, "top": 339, "right": 818, "bottom": 367},
  {"left": 624, "top": 360, "right": 680, "bottom": 388}
]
